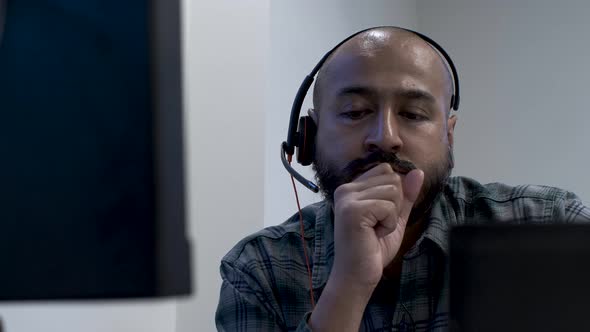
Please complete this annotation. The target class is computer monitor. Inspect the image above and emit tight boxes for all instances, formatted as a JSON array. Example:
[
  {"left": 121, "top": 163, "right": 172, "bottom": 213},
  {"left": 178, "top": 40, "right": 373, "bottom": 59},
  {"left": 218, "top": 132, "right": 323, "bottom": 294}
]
[
  {"left": 0, "top": 0, "right": 191, "bottom": 300},
  {"left": 450, "top": 224, "right": 590, "bottom": 331}
]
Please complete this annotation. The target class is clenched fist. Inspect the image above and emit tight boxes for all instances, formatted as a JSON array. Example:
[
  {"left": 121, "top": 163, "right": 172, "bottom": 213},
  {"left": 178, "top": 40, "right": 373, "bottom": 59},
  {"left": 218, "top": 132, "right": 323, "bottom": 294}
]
[{"left": 331, "top": 163, "right": 424, "bottom": 288}]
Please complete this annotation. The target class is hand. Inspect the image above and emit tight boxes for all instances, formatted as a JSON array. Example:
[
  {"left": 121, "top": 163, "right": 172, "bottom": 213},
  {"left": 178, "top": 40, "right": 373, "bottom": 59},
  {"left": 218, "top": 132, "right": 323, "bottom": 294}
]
[{"left": 331, "top": 163, "right": 424, "bottom": 289}]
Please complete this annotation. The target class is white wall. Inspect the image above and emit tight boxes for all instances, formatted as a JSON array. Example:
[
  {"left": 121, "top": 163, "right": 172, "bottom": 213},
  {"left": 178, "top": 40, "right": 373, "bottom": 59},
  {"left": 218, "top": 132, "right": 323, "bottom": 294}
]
[
  {"left": 175, "top": 0, "right": 269, "bottom": 331},
  {"left": 0, "top": 301, "right": 176, "bottom": 332},
  {"left": 417, "top": 0, "right": 590, "bottom": 202},
  {"left": 265, "top": 0, "right": 418, "bottom": 227}
]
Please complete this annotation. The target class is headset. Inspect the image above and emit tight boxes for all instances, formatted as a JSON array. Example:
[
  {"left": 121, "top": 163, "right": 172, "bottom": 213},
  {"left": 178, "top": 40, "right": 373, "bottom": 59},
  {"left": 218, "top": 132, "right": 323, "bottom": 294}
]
[{"left": 280, "top": 26, "right": 461, "bottom": 193}]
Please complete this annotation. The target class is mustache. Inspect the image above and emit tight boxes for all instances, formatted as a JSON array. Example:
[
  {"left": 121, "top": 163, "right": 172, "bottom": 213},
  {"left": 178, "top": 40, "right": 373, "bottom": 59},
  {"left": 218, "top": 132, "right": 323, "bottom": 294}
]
[{"left": 341, "top": 150, "right": 417, "bottom": 181}]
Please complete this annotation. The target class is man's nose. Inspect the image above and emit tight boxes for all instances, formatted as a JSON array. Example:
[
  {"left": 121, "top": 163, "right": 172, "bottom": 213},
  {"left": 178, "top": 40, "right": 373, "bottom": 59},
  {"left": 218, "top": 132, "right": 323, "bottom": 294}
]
[{"left": 364, "top": 110, "right": 403, "bottom": 153}]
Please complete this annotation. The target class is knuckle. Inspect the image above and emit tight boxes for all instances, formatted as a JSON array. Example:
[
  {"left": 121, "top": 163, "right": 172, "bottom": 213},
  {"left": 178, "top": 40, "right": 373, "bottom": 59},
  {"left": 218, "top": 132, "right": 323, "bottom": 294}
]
[
  {"left": 373, "top": 200, "right": 397, "bottom": 218},
  {"left": 379, "top": 163, "right": 395, "bottom": 174},
  {"left": 390, "top": 184, "right": 402, "bottom": 200},
  {"left": 384, "top": 200, "right": 398, "bottom": 214},
  {"left": 334, "top": 184, "right": 350, "bottom": 200},
  {"left": 382, "top": 219, "right": 397, "bottom": 231},
  {"left": 336, "top": 197, "right": 359, "bottom": 215},
  {"left": 381, "top": 184, "right": 400, "bottom": 200},
  {"left": 381, "top": 172, "right": 401, "bottom": 185},
  {"left": 384, "top": 184, "right": 397, "bottom": 194}
]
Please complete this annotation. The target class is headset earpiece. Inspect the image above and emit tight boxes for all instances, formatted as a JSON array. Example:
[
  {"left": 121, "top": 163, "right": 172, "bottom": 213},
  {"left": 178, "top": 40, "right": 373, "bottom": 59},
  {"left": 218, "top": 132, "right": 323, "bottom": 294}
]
[{"left": 296, "top": 116, "right": 316, "bottom": 166}]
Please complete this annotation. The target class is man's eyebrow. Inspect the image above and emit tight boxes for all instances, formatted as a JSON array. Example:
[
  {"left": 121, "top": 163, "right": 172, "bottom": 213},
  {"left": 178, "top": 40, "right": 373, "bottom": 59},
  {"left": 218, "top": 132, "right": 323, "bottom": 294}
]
[
  {"left": 335, "top": 86, "right": 437, "bottom": 104},
  {"left": 395, "top": 88, "right": 437, "bottom": 104},
  {"left": 335, "top": 86, "right": 378, "bottom": 99}
]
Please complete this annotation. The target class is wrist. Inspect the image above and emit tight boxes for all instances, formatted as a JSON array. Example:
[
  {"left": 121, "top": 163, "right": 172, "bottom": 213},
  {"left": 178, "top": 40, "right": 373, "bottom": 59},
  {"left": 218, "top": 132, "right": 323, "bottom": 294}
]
[
  {"left": 330, "top": 260, "right": 383, "bottom": 290},
  {"left": 326, "top": 272, "right": 379, "bottom": 299},
  {"left": 308, "top": 274, "right": 376, "bottom": 332}
]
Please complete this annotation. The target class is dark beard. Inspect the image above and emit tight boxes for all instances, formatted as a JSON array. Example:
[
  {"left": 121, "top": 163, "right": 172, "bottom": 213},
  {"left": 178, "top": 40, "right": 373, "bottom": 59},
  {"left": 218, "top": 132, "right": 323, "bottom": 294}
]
[{"left": 312, "top": 148, "right": 453, "bottom": 225}]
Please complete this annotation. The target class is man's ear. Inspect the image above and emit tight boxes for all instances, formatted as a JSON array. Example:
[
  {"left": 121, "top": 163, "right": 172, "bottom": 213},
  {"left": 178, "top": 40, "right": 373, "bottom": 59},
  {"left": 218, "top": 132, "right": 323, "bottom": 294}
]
[
  {"left": 447, "top": 114, "right": 458, "bottom": 147},
  {"left": 307, "top": 108, "right": 318, "bottom": 125}
]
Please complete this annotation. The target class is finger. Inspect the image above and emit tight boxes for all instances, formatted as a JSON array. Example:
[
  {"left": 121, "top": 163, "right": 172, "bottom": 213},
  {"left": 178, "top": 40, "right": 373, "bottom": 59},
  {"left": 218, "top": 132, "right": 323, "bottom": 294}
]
[
  {"left": 335, "top": 172, "right": 402, "bottom": 201},
  {"left": 355, "top": 183, "right": 402, "bottom": 203},
  {"left": 349, "top": 172, "right": 402, "bottom": 192},
  {"left": 354, "top": 199, "right": 397, "bottom": 229},
  {"left": 375, "top": 211, "right": 399, "bottom": 238},
  {"left": 399, "top": 169, "right": 425, "bottom": 222},
  {"left": 374, "top": 216, "right": 398, "bottom": 238},
  {"left": 340, "top": 199, "right": 400, "bottom": 238},
  {"left": 367, "top": 200, "right": 399, "bottom": 238},
  {"left": 354, "top": 163, "right": 395, "bottom": 182}
]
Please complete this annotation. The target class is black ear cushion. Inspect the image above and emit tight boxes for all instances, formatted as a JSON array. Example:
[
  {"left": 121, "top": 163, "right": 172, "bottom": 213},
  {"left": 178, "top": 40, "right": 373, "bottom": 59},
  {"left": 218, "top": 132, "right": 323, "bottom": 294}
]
[{"left": 296, "top": 116, "right": 317, "bottom": 166}]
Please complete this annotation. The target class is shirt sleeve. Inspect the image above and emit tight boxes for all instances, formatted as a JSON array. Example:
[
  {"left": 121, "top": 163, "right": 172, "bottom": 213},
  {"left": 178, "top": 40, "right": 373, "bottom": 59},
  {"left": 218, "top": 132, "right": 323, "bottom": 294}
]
[
  {"left": 215, "top": 260, "right": 313, "bottom": 331},
  {"left": 555, "top": 190, "right": 590, "bottom": 222}
]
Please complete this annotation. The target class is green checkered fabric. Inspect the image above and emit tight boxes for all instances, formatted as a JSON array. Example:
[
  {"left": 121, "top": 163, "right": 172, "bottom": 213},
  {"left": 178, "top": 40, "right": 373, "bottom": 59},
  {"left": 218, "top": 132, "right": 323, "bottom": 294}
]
[{"left": 216, "top": 176, "right": 590, "bottom": 331}]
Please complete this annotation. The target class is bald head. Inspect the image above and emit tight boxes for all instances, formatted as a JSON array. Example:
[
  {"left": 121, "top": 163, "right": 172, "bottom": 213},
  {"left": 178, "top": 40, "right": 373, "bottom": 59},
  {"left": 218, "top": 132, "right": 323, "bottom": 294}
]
[{"left": 312, "top": 27, "right": 453, "bottom": 113}]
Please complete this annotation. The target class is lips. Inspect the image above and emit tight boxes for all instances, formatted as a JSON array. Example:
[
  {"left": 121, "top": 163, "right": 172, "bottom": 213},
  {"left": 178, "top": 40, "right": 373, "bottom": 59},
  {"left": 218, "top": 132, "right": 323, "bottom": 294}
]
[
  {"left": 361, "top": 160, "right": 416, "bottom": 175},
  {"left": 341, "top": 150, "right": 418, "bottom": 183}
]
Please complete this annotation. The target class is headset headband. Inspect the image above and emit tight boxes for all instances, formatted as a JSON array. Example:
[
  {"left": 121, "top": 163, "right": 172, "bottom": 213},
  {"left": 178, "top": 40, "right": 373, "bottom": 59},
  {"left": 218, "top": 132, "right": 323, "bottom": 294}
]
[{"left": 285, "top": 26, "right": 460, "bottom": 155}]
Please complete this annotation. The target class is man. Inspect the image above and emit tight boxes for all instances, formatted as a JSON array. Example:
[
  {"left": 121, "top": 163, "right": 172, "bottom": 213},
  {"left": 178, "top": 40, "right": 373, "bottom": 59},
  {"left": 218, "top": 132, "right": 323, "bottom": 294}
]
[{"left": 215, "top": 27, "right": 590, "bottom": 331}]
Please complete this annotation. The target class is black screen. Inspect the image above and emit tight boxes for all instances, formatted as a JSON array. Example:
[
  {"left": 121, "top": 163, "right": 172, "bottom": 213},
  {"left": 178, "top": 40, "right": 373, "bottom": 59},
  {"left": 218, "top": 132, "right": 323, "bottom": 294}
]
[
  {"left": 450, "top": 224, "right": 590, "bottom": 332},
  {"left": 0, "top": 0, "right": 190, "bottom": 299}
]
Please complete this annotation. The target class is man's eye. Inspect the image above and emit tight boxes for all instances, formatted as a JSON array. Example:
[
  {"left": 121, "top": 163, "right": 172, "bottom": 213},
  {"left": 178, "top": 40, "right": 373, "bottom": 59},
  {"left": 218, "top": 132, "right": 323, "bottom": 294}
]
[
  {"left": 400, "top": 111, "right": 426, "bottom": 121},
  {"left": 341, "top": 110, "right": 370, "bottom": 120}
]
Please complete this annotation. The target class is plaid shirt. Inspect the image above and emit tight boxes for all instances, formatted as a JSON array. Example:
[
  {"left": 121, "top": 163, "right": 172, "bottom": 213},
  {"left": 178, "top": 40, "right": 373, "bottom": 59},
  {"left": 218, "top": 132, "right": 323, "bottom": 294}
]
[{"left": 215, "top": 176, "right": 590, "bottom": 331}]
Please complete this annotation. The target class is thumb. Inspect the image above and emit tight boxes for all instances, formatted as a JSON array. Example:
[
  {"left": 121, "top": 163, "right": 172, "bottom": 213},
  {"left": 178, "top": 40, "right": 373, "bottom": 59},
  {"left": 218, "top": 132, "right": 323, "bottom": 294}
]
[{"left": 400, "top": 169, "right": 424, "bottom": 221}]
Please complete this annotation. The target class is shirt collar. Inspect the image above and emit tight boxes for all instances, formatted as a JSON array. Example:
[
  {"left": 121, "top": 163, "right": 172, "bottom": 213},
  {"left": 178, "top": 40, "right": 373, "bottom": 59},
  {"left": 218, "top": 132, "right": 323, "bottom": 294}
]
[{"left": 421, "top": 190, "right": 457, "bottom": 256}]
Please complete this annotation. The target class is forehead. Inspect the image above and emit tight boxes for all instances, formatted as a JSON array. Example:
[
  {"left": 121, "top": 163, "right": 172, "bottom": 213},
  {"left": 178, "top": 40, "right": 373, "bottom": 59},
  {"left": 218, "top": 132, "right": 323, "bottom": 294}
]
[{"left": 319, "top": 32, "right": 450, "bottom": 103}]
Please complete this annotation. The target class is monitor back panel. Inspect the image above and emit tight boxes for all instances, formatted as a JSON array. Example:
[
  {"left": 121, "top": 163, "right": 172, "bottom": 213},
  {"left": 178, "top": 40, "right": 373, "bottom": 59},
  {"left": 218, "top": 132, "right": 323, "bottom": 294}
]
[{"left": 450, "top": 224, "right": 590, "bottom": 332}]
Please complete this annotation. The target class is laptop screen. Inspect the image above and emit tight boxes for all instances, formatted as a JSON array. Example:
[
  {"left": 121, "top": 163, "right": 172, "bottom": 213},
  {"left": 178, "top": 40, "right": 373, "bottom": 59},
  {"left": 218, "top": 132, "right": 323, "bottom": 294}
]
[{"left": 450, "top": 224, "right": 590, "bottom": 332}]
